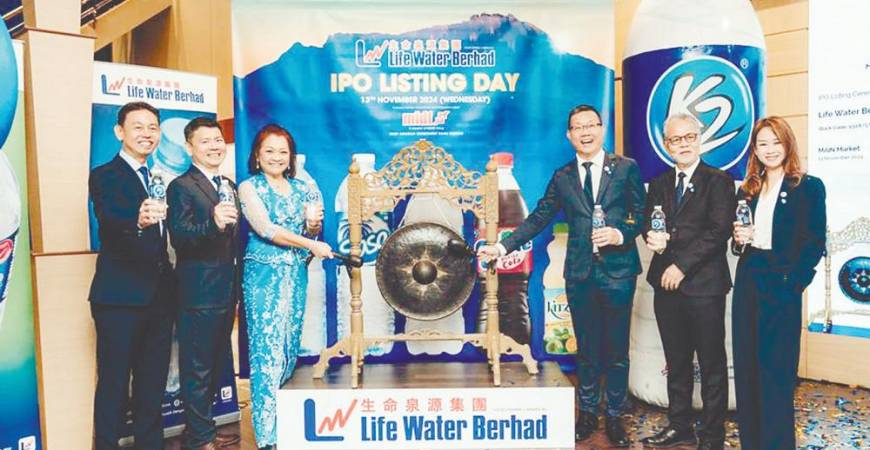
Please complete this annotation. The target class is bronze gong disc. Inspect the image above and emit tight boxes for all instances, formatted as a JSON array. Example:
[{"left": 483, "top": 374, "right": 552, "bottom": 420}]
[{"left": 375, "top": 222, "right": 476, "bottom": 321}]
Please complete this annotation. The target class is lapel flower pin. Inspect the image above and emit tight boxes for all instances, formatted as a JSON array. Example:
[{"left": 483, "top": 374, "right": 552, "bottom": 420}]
[
  {"left": 687, "top": 182, "right": 695, "bottom": 193},
  {"left": 604, "top": 164, "right": 613, "bottom": 175},
  {"left": 780, "top": 191, "right": 787, "bottom": 204}
]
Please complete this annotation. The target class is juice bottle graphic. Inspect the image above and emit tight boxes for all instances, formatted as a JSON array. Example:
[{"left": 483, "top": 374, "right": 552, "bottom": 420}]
[{"left": 543, "top": 223, "right": 575, "bottom": 355}]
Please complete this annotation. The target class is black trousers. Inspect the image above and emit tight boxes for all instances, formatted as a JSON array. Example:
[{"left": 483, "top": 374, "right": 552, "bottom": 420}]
[
  {"left": 653, "top": 290, "right": 728, "bottom": 440},
  {"left": 92, "top": 301, "right": 173, "bottom": 450},
  {"left": 733, "top": 250, "right": 802, "bottom": 450},
  {"left": 178, "top": 305, "right": 235, "bottom": 448}
]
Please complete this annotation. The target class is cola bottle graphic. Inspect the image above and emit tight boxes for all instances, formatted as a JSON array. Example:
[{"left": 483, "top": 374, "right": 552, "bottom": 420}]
[{"left": 476, "top": 152, "right": 531, "bottom": 345}]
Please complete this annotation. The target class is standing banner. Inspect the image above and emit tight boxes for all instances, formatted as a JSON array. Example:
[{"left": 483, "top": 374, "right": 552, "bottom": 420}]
[
  {"left": 0, "top": 37, "right": 42, "bottom": 450},
  {"left": 232, "top": 0, "right": 615, "bottom": 367},
  {"left": 89, "top": 62, "right": 240, "bottom": 439},
  {"left": 806, "top": 1, "right": 870, "bottom": 337}
]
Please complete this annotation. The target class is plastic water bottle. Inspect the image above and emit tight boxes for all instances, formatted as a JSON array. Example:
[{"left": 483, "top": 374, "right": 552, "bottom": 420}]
[
  {"left": 335, "top": 153, "right": 394, "bottom": 355},
  {"left": 650, "top": 205, "right": 667, "bottom": 232},
  {"left": 0, "top": 151, "right": 21, "bottom": 328},
  {"left": 543, "top": 223, "right": 574, "bottom": 355},
  {"left": 218, "top": 180, "right": 235, "bottom": 204},
  {"left": 622, "top": 0, "right": 766, "bottom": 182},
  {"left": 475, "top": 152, "right": 532, "bottom": 346},
  {"left": 295, "top": 154, "right": 327, "bottom": 356},
  {"left": 736, "top": 199, "right": 753, "bottom": 226},
  {"left": 149, "top": 170, "right": 167, "bottom": 204},
  {"left": 401, "top": 193, "right": 466, "bottom": 356},
  {"left": 592, "top": 204, "right": 606, "bottom": 254}
]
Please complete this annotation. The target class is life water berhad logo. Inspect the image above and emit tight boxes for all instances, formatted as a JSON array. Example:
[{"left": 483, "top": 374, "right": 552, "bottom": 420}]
[
  {"left": 646, "top": 55, "right": 755, "bottom": 171},
  {"left": 304, "top": 398, "right": 357, "bottom": 442}
]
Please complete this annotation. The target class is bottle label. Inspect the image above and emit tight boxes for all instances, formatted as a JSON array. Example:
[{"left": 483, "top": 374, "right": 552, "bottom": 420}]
[
  {"left": 149, "top": 180, "right": 166, "bottom": 201},
  {"left": 543, "top": 288, "right": 575, "bottom": 355},
  {"left": 473, "top": 227, "right": 532, "bottom": 274},
  {"left": 337, "top": 211, "right": 390, "bottom": 265},
  {"left": 623, "top": 45, "right": 765, "bottom": 182},
  {"left": 0, "top": 230, "right": 17, "bottom": 301},
  {"left": 651, "top": 217, "right": 666, "bottom": 231}
]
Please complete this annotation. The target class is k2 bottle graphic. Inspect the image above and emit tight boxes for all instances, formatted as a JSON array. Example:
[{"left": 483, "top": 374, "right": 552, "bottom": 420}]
[{"left": 622, "top": 0, "right": 766, "bottom": 182}]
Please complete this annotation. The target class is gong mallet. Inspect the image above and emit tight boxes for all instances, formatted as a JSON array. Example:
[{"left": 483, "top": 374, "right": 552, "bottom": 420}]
[
  {"left": 447, "top": 238, "right": 497, "bottom": 274},
  {"left": 306, "top": 252, "right": 363, "bottom": 268}
]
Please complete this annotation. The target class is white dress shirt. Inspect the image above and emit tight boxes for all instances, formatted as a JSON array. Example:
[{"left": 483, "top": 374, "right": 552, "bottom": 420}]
[
  {"left": 193, "top": 163, "right": 221, "bottom": 191},
  {"left": 750, "top": 175, "right": 783, "bottom": 250},
  {"left": 674, "top": 157, "right": 701, "bottom": 193},
  {"left": 118, "top": 150, "right": 149, "bottom": 191},
  {"left": 577, "top": 150, "right": 606, "bottom": 201}
]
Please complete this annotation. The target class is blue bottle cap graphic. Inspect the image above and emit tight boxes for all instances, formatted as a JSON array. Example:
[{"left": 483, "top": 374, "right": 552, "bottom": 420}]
[
  {"left": 151, "top": 117, "right": 192, "bottom": 177},
  {"left": 838, "top": 256, "right": 870, "bottom": 304}
]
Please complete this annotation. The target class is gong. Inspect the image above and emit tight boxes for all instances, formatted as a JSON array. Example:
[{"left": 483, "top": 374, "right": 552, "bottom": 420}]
[{"left": 375, "top": 222, "right": 476, "bottom": 321}]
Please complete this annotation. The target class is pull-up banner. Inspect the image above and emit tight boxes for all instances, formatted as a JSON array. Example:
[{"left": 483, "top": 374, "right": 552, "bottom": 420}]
[{"left": 232, "top": 0, "right": 615, "bottom": 366}]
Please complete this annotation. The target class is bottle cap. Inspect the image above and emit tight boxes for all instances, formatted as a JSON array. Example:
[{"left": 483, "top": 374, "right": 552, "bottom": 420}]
[
  {"left": 738, "top": 199, "right": 747, "bottom": 204},
  {"left": 491, "top": 152, "right": 514, "bottom": 168},
  {"left": 654, "top": 205, "right": 662, "bottom": 209},
  {"left": 352, "top": 153, "right": 376, "bottom": 171}
]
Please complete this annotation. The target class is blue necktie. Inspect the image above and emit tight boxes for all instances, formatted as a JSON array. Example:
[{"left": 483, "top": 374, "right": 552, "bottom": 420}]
[
  {"left": 212, "top": 175, "right": 222, "bottom": 191},
  {"left": 138, "top": 166, "right": 150, "bottom": 190},
  {"left": 582, "top": 161, "right": 594, "bottom": 206},
  {"left": 675, "top": 172, "right": 686, "bottom": 207}
]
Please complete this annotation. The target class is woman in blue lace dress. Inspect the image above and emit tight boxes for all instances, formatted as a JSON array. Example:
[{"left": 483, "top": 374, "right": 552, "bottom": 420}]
[{"left": 239, "top": 124, "right": 332, "bottom": 450}]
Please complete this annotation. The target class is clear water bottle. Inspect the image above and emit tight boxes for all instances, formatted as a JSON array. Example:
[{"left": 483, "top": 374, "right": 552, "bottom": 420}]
[
  {"left": 218, "top": 180, "right": 235, "bottom": 204},
  {"left": 622, "top": 0, "right": 766, "bottom": 182},
  {"left": 295, "top": 154, "right": 327, "bottom": 356},
  {"left": 650, "top": 205, "right": 667, "bottom": 232},
  {"left": 149, "top": 169, "right": 167, "bottom": 204},
  {"left": 736, "top": 200, "right": 753, "bottom": 226},
  {"left": 592, "top": 204, "right": 606, "bottom": 254}
]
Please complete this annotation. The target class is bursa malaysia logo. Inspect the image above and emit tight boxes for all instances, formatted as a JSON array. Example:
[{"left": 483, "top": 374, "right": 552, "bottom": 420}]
[
  {"left": 646, "top": 55, "right": 755, "bottom": 171},
  {"left": 304, "top": 398, "right": 357, "bottom": 442}
]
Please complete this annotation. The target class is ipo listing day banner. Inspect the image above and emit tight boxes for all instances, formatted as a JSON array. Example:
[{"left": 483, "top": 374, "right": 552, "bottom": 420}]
[
  {"left": 233, "top": 0, "right": 615, "bottom": 366},
  {"left": 277, "top": 387, "right": 574, "bottom": 449},
  {"left": 0, "top": 39, "right": 42, "bottom": 450},
  {"left": 806, "top": 0, "right": 870, "bottom": 337},
  {"left": 89, "top": 62, "right": 240, "bottom": 437}
]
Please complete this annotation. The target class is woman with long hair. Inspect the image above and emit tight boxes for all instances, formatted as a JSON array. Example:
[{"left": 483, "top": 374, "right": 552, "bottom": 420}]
[
  {"left": 238, "top": 124, "right": 333, "bottom": 450},
  {"left": 731, "top": 116, "right": 826, "bottom": 449}
]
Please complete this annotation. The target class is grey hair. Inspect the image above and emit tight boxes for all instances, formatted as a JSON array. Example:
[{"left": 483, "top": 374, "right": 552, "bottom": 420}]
[{"left": 663, "top": 113, "right": 702, "bottom": 136}]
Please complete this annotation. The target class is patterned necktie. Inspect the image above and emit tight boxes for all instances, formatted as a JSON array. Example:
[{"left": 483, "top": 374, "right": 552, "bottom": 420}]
[
  {"left": 582, "top": 161, "right": 594, "bottom": 206},
  {"left": 212, "top": 175, "right": 222, "bottom": 191},
  {"left": 675, "top": 172, "right": 687, "bottom": 207},
  {"left": 137, "top": 166, "right": 150, "bottom": 190}
]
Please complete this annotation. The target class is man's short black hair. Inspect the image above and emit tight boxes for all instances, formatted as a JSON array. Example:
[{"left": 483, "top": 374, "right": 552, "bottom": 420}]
[
  {"left": 117, "top": 101, "right": 160, "bottom": 126},
  {"left": 566, "top": 104, "right": 602, "bottom": 129},
  {"left": 183, "top": 117, "right": 223, "bottom": 142}
]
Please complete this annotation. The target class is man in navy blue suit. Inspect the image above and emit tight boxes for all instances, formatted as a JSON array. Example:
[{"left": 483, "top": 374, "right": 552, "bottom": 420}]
[
  {"left": 167, "top": 117, "right": 240, "bottom": 450},
  {"left": 478, "top": 105, "right": 646, "bottom": 447},
  {"left": 89, "top": 101, "right": 174, "bottom": 450}
]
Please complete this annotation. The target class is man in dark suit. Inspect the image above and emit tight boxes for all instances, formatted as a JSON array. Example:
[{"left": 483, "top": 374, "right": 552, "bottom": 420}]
[
  {"left": 640, "top": 113, "right": 736, "bottom": 450},
  {"left": 478, "top": 105, "right": 645, "bottom": 447},
  {"left": 89, "top": 101, "right": 174, "bottom": 450},
  {"left": 167, "top": 117, "right": 240, "bottom": 450}
]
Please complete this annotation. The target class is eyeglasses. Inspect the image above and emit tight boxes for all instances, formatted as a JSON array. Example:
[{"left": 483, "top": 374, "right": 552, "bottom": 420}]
[
  {"left": 665, "top": 133, "right": 699, "bottom": 145},
  {"left": 570, "top": 123, "right": 602, "bottom": 132}
]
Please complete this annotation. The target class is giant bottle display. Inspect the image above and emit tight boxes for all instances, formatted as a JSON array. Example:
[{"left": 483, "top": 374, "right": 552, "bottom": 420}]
[
  {"left": 335, "top": 154, "right": 394, "bottom": 355},
  {"left": 401, "top": 193, "right": 466, "bottom": 356},
  {"left": 0, "top": 24, "right": 18, "bottom": 329},
  {"left": 623, "top": 0, "right": 764, "bottom": 409},
  {"left": 475, "top": 152, "right": 531, "bottom": 345},
  {"left": 295, "top": 154, "right": 327, "bottom": 356}
]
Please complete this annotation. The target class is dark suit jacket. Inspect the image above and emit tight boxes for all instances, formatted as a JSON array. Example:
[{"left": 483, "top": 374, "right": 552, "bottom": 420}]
[
  {"left": 89, "top": 155, "right": 173, "bottom": 306},
  {"left": 733, "top": 175, "right": 826, "bottom": 292},
  {"left": 167, "top": 166, "right": 240, "bottom": 310},
  {"left": 645, "top": 162, "right": 736, "bottom": 297},
  {"left": 501, "top": 153, "right": 646, "bottom": 282}
]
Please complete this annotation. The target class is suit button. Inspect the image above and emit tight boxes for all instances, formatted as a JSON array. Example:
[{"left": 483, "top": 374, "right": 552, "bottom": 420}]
[{"left": 670, "top": 227, "right": 676, "bottom": 233}]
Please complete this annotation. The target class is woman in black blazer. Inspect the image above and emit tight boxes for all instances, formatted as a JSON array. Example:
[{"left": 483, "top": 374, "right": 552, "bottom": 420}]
[{"left": 731, "top": 116, "right": 826, "bottom": 450}]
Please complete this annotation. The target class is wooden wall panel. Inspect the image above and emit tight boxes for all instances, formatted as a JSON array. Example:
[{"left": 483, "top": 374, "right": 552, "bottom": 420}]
[{"left": 32, "top": 254, "right": 97, "bottom": 450}]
